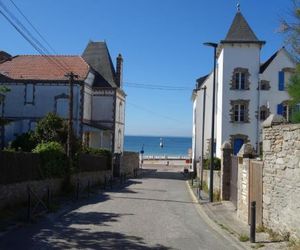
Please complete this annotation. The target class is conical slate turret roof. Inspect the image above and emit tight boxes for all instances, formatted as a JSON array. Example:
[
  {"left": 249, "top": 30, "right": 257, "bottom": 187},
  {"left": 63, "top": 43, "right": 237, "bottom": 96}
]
[{"left": 221, "top": 12, "right": 265, "bottom": 45}]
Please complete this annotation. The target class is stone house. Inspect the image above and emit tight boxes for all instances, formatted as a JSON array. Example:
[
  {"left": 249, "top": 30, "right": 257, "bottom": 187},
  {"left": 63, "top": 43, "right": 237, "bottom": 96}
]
[
  {"left": 192, "top": 9, "right": 296, "bottom": 166},
  {"left": 0, "top": 41, "right": 126, "bottom": 158}
]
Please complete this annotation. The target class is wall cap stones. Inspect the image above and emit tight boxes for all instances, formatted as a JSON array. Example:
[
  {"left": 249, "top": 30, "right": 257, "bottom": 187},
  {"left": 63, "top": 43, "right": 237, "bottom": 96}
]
[
  {"left": 221, "top": 141, "right": 232, "bottom": 150},
  {"left": 263, "top": 114, "right": 287, "bottom": 128},
  {"left": 237, "top": 143, "right": 256, "bottom": 158}
]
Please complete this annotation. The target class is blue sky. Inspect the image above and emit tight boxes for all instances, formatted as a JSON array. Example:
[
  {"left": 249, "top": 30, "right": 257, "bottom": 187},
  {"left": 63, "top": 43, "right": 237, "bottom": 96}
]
[{"left": 0, "top": 0, "right": 292, "bottom": 137}]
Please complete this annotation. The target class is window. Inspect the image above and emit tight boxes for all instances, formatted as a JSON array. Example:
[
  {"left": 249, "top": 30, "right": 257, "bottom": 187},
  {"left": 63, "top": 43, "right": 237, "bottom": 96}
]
[
  {"left": 235, "top": 72, "right": 246, "bottom": 90},
  {"left": 260, "top": 80, "right": 270, "bottom": 90},
  {"left": 231, "top": 68, "right": 250, "bottom": 90},
  {"left": 230, "top": 100, "right": 250, "bottom": 123},
  {"left": 259, "top": 105, "right": 270, "bottom": 121},
  {"left": 54, "top": 93, "right": 69, "bottom": 119},
  {"left": 234, "top": 104, "right": 245, "bottom": 122},
  {"left": 277, "top": 102, "right": 292, "bottom": 122},
  {"left": 25, "top": 84, "right": 34, "bottom": 104}
]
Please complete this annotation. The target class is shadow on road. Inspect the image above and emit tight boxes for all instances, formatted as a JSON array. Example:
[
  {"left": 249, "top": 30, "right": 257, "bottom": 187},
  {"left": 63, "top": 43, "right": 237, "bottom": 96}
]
[
  {"left": 0, "top": 211, "right": 172, "bottom": 250},
  {"left": 112, "top": 196, "right": 197, "bottom": 205}
]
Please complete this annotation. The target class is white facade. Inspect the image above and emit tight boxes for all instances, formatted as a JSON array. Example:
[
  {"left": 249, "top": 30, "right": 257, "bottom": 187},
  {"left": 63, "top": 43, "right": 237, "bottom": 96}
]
[
  {"left": 192, "top": 12, "right": 296, "bottom": 164},
  {"left": 3, "top": 83, "right": 82, "bottom": 143}
]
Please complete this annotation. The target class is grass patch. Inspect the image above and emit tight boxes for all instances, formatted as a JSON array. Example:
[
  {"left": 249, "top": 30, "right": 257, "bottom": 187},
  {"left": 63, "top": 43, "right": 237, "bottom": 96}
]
[
  {"left": 251, "top": 243, "right": 265, "bottom": 249},
  {"left": 239, "top": 234, "right": 249, "bottom": 242},
  {"left": 256, "top": 225, "right": 266, "bottom": 233},
  {"left": 288, "top": 239, "right": 300, "bottom": 250}
]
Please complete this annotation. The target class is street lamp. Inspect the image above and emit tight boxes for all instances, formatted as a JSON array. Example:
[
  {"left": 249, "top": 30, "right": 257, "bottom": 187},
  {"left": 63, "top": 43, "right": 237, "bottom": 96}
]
[{"left": 203, "top": 42, "right": 218, "bottom": 202}]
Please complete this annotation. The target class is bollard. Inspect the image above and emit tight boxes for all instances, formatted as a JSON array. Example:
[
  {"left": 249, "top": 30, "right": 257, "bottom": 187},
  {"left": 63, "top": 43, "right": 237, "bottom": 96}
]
[
  {"left": 110, "top": 176, "right": 113, "bottom": 189},
  {"left": 104, "top": 176, "right": 107, "bottom": 189},
  {"left": 47, "top": 186, "right": 50, "bottom": 210},
  {"left": 191, "top": 178, "right": 194, "bottom": 186},
  {"left": 250, "top": 201, "right": 256, "bottom": 243},
  {"left": 27, "top": 186, "right": 31, "bottom": 222},
  {"left": 88, "top": 180, "right": 90, "bottom": 198},
  {"left": 76, "top": 180, "right": 80, "bottom": 200}
]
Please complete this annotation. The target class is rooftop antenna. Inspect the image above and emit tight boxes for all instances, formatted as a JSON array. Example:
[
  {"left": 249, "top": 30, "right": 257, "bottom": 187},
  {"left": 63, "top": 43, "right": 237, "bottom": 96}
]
[{"left": 237, "top": 1, "right": 241, "bottom": 12}]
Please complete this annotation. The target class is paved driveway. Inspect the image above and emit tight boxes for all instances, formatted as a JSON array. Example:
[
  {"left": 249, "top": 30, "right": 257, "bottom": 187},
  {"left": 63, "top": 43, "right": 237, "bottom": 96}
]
[{"left": 0, "top": 165, "right": 243, "bottom": 250}]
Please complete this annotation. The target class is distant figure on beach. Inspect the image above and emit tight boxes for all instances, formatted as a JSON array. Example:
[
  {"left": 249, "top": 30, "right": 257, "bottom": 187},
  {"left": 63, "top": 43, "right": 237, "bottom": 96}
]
[
  {"left": 166, "top": 161, "right": 169, "bottom": 166},
  {"left": 160, "top": 138, "right": 164, "bottom": 148}
]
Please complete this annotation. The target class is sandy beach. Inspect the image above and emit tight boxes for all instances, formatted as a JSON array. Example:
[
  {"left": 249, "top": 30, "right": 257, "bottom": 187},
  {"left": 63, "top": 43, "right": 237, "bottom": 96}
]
[{"left": 143, "top": 158, "right": 191, "bottom": 167}]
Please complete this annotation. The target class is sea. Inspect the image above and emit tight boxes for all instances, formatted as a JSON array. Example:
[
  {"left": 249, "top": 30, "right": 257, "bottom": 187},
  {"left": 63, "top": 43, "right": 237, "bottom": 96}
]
[{"left": 124, "top": 135, "right": 192, "bottom": 157}]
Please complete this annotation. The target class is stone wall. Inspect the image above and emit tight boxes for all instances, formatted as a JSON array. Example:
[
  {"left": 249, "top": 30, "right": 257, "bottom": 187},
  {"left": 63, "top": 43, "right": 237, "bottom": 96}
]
[
  {"left": 0, "top": 170, "right": 111, "bottom": 209},
  {"left": 121, "top": 151, "right": 139, "bottom": 176},
  {"left": 202, "top": 170, "right": 221, "bottom": 193},
  {"left": 237, "top": 157, "right": 250, "bottom": 224},
  {"left": 263, "top": 122, "right": 300, "bottom": 239}
]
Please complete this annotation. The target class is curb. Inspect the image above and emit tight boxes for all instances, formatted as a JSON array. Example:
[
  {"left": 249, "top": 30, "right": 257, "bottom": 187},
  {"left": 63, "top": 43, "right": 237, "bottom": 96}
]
[{"left": 185, "top": 181, "right": 249, "bottom": 250}]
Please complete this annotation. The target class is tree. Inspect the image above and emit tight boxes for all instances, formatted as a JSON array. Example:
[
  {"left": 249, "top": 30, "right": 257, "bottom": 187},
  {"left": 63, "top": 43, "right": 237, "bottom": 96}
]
[
  {"left": 288, "top": 64, "right": 300, "bottom": 122},
  {"left": 280, "top": 0, "right": 300, "bottom": 122},
  {"left": 34, "top": 112, "right": 68, "bottom": 144},
  {"left": 280, "top": 0, "right": 300, "bottom": 59}
]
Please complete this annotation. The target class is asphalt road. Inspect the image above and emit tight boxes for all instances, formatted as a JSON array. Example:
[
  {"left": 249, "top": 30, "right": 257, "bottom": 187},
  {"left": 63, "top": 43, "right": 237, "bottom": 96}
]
[{"left": 0, "top": 165, "right": 242, "bottom": 250}]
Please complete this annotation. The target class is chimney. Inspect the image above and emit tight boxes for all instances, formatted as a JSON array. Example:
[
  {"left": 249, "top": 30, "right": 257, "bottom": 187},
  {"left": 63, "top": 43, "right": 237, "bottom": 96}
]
[{"left": 116, "top": 53, "right": 123, "bottom": 88}]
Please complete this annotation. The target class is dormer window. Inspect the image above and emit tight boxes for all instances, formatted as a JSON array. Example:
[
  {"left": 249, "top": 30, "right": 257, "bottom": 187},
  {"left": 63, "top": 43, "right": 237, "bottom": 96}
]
[{"left": 231, "top": 68, "right": 250, "bottom": 90}]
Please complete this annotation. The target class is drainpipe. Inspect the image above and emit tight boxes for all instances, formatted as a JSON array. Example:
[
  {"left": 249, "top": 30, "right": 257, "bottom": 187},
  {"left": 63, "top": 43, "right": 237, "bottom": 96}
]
[{"left": 256, "top": 75, "right": 261, "bottom": 155}]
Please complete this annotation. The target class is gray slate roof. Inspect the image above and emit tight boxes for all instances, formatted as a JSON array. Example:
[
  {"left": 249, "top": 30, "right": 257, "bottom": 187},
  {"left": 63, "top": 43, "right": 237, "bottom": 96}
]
[
  {"left": 82, "top": 41, "right": 117, "bottom": 88},
  {"left": 196, "top": 74, "right": 209, "bottom": 89},
  {"left": 221, "top": 12, "right": 265, "bottom": 45}
]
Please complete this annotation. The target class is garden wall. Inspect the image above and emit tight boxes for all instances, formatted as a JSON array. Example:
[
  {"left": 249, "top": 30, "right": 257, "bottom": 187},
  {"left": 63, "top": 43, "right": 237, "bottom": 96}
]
[
  {"left": 262, "top": 122, "right": 300, "bottom": 239},
  {"left": 121, "top": 151, "right": 139, "bottom": 176},
  {"left": 0, "top": 151, "right": 112, "bottom": 209}
]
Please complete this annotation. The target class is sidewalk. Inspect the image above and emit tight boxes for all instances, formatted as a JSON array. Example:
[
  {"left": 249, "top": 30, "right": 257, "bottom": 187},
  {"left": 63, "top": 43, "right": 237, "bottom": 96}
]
[{"left": 188, "top": 181, "right": 291, "bottom": 250}]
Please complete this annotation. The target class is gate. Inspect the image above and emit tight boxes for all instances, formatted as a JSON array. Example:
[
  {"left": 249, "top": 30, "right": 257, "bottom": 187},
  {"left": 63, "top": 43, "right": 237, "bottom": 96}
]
[
  {"left": 248, "top": 160, "right": 263, "bottom": 225},
  {"left": 230, "top": 155, "right": 238, "bottom": 209}
]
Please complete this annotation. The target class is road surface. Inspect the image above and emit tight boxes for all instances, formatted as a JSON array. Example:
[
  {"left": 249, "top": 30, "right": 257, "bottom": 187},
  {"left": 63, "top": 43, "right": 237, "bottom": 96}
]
[{"left": 0, "top": 165, "right": 243, "bottom": 250}]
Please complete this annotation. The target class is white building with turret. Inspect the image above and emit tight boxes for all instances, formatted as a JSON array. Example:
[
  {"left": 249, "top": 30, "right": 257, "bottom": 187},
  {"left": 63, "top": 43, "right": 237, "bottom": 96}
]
[{"left": 192, "top": 10, "right": 296, "bottom": 166}]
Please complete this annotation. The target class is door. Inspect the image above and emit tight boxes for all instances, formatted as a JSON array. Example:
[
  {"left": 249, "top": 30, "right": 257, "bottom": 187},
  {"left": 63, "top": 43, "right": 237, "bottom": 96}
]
[
  {"left": 233, "top": 138, "right": 244, "bottom": 155},
  {"left": 248, "top": 160, "right": 263, "bottom": 226}
]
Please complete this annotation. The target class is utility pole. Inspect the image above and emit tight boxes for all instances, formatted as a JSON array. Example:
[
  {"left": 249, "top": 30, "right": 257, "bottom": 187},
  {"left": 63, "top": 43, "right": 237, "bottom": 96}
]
[
  {"left": 203, "top": 42, "right": 218, "bottom": 202},
  {"left": 200, "top": 86, "right": 207, "bottom": 190},
  {"left": 65, "top": 72, "right": 78, "bottom": 159}
]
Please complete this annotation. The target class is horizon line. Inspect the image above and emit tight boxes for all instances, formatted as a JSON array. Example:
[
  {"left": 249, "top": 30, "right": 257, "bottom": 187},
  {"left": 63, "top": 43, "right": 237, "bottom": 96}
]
[{"left": 125, "top": 134, "right": 192, "bottom": 138}]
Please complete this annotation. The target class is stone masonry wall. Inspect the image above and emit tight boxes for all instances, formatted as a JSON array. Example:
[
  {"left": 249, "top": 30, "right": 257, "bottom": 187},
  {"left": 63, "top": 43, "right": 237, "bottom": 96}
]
[
  {"left": 263, "top": 123, "right": 300, "bottom": 239},
  {"left": 0, "top": 170, "right": 111, "bottom": 209},
  {"left": 202, "top": 170, "right": 221, "bottom": 193},
  {"left": 237, "top": 158, "right": 250, "bottom": 224},
  {"left": 121, "top": 151, "right": 139, "bottom": 176}
]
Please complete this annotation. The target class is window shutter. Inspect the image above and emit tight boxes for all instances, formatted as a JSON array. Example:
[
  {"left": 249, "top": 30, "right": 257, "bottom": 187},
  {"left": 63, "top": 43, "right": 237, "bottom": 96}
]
[
  {"left": 278, "top": 71, "right": 285, "bottom": 91},
  {"left": 277, "top": 104, "right": 283, "bottom": 115}
]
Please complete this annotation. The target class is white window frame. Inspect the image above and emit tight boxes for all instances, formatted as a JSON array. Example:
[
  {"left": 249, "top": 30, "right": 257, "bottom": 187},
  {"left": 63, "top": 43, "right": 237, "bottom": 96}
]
[
  {"left": 235, "top": 72, "right": 246, "bottom": 90},
  {"left": 234, "top": 104, "right": 245, "bottom": 122}
]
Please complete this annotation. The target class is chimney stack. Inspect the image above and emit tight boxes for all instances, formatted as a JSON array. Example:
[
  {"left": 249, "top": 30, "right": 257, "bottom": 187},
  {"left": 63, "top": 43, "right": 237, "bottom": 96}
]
[{"left": 116, "top": 53, "right": 123, "bottom": 88}]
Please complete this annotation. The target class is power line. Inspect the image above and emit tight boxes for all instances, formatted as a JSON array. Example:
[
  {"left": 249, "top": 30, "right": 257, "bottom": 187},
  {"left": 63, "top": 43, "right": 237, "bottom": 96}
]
[
  {"left": 124, "top": 81, "right": 193, "bottom": 91},
  {"left": 8, "top": 0, "right": 71, "bottom": 71},
  {"left": 0, "top": 0, "right": 70, "bottom": 73}
]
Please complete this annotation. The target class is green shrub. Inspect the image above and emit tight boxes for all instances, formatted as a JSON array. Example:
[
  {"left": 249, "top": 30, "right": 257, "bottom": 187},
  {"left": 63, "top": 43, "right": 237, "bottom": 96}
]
[
  {"left": 33, "top": 142, "right": 67, "bottom": 178},
  {"left": 81, "top": 147, "right": 112, "bottom": 170},
  {"left": 10, "top": 132, "right": 38, "bottom": 152},
  {"left": 203, "top": 157, "right": 221, "bottom": 170},
  {"left": 81, "top": 147, "right": 112, "bottom": 159}
]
